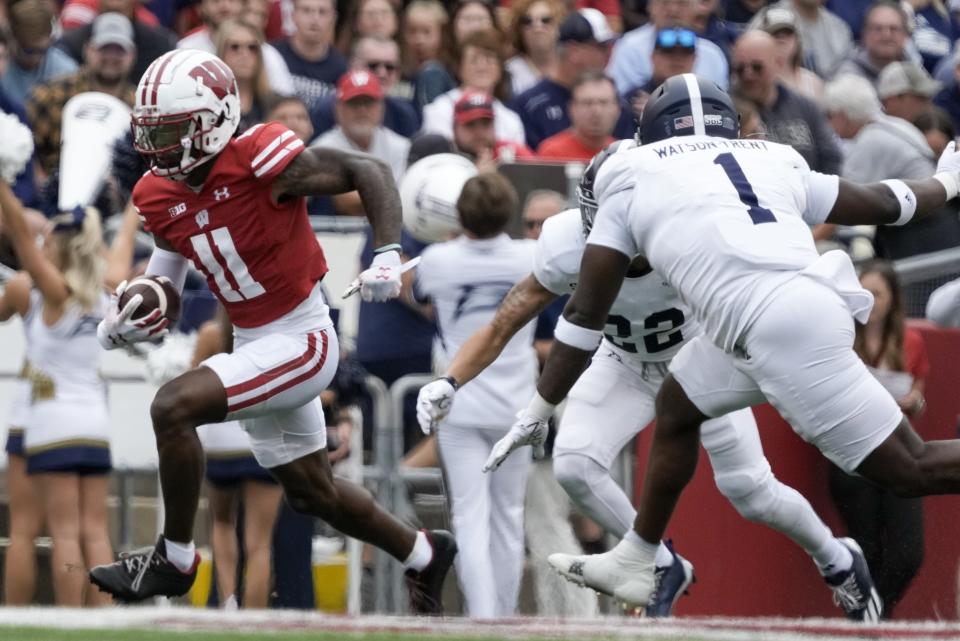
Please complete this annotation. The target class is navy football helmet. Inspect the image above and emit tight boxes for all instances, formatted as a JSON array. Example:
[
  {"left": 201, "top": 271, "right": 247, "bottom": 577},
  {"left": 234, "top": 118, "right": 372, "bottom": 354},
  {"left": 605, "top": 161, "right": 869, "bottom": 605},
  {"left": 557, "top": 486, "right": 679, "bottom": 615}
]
[
  {"left": 577, "top": 138, "right": 636, "bottom": 234},
  {"left": 637, "top": 73, "right": 739, "bottom": 144}
]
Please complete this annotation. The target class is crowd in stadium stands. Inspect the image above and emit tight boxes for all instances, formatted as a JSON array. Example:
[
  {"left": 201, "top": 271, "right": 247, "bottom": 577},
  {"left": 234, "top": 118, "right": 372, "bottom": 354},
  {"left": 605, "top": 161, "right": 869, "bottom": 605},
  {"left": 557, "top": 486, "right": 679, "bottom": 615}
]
[{"left": 3, "top": 0, "right": 960, "bottom": 615}]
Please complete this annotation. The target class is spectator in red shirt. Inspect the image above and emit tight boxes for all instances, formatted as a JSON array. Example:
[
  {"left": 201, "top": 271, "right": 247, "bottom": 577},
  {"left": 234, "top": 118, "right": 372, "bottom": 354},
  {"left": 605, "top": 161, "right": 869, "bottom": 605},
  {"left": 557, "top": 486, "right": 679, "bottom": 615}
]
[
  {"left": 829, "top": 260, "right": 929, "bottom": 618},
  {"left": 452, "top": 90, "right": 536, "bottom": 168},
  {"left": 537, "top": 71, "right": 620, "bottom": 161}
]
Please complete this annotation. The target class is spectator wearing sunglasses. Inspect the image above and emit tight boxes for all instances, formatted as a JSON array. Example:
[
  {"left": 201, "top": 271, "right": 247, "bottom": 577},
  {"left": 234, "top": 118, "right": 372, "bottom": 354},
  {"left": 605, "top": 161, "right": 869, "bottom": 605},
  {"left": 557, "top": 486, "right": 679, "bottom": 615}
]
[
  {"left": 177, "top": 0, "right": 296, "bottom": 97},
  {"left": 733, "top": 29, "right": 842, "bottom": 241},
  {"left": 511, "top": 9, "right": 636, "bottom": 150},
  {"left": 272, "top": 0, "right": 347, "bottom": 110},
  {"left": 309, "top": 36, "right": 421, "bottom": 139},
  {"left": 505, "top": 0, "right": 564, "bottom": 96},
  {"left": 607, "top": 0, "right": 728, "bottom": 99},
  {"left": 1, "top": 0, "right": 79, "bottom": 105},
  {"left": 624, "top": 26, "right": 698, "bottom": 114}
]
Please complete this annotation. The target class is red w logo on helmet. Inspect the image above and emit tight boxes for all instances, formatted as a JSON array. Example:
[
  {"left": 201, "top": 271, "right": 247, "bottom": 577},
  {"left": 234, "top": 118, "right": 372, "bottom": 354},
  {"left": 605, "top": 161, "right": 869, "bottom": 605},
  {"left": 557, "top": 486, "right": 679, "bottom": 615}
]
[{"left": 187, "top": 60, "right": 236, "bottom": 100}]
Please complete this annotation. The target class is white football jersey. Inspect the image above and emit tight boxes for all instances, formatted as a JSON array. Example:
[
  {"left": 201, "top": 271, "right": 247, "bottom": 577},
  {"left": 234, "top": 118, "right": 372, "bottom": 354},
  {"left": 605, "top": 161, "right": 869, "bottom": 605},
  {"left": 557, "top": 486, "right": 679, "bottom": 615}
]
[
  {"left": 588, "top": 135, "right": 843, "bottom": 352},
  {"left": 416, "top": 234, "right": 538, "bottom": 428},
  {"left": 534, "top": 209, "right": 699, "bottom": 363}
]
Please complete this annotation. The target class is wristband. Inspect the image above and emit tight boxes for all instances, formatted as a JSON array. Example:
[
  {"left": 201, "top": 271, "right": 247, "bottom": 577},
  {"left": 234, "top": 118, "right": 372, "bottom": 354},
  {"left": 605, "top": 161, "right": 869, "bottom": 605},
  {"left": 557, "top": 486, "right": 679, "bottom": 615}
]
[
  {"left": 526, "top": 392, "right": 556, "bottom": 422},
  {"left": 880, "top": 179, "right": 917, "bottom": 226},
  {"left": 440, "top": 375, "right": 460, "bottom": 391},
  {"left": 373, "top": 243, "right": 402, "bottom": 255},
  {"left": 934, "top": 173, "right": 960, "bottom": 201},
  {"left": 554, "top": 315, "right": 603, "bottom": 351}
]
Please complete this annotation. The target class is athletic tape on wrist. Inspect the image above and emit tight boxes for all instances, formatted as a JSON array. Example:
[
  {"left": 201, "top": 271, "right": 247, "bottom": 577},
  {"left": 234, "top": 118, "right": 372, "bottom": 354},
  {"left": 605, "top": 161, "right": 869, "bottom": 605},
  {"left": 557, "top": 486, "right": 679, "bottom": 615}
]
[
  {"left": 880, "top": 179, "right": 917, "bottom": 226},
  {"left": 554, "top": 316, "right": 603, "bottom": 351},
  {"left": 934, "top": 173, "right": 960, "bottom": 202},
  {"left": 373, "top": 243, "right": 402, "bottom": 254},
  {"left": 526, "top": 392, "right": 556, "bottom": 422}
]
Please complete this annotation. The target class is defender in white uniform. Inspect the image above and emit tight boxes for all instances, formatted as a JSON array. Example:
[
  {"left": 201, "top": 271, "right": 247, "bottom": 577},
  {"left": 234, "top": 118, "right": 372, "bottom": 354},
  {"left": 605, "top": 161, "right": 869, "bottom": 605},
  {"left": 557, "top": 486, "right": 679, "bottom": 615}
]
[
  {"left": 420, "top": 163, "right": 862, "bottom": 618},
  {"left": 484, "top": 74, "right": 960, "bottom": 618},
  {"left": 414, "top": 173, "right": 538, "bottom": 618}
]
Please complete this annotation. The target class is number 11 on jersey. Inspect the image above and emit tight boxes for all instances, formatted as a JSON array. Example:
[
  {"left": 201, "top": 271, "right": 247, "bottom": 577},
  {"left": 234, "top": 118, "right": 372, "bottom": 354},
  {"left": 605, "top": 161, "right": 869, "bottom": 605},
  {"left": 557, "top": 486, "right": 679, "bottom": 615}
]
[{"left": 190, "top": 228, "right": 266, "bottom": 302}]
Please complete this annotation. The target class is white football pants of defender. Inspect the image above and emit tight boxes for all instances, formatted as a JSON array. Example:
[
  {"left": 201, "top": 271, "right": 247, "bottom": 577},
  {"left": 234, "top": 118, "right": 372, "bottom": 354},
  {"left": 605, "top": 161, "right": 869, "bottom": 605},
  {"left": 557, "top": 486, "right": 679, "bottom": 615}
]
[
  {"left": 554, "top": 345, "right": 838, "bottom": 563},
  {"left": 670, "top": 275, "right": 903, "bottom": 475},
  {"left": 437, "top": 423, "right": 530, "bottom": 618},
  {"left": 203, "top": 322, "right": 339, "bottom": 469}
]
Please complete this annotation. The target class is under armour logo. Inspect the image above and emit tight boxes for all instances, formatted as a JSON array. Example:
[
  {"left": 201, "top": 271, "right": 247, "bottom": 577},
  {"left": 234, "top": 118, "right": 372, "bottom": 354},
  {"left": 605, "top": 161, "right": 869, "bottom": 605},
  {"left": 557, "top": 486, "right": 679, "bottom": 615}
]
[
  {"left": 569, "top": 561, "right": 584, "bottom": 577},
  {"left": 374, "top": 266, "right": 391, "bottom": 281},
  {"left": 214, "top": 187, "right": 230, "bottom": 201},
  {"left": 195, "top": 209, "right": 210, "bottom": 229}
]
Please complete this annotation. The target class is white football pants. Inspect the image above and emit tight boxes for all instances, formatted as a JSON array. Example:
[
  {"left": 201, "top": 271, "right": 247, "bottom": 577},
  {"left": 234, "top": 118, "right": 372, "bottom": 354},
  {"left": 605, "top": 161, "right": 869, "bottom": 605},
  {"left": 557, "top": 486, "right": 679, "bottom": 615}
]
[
  {"left": 553, "top": 345, "right": 837, "bottom": 566},
  {"left": 437, "top": 422, "right": 530, "bottom": 618}
]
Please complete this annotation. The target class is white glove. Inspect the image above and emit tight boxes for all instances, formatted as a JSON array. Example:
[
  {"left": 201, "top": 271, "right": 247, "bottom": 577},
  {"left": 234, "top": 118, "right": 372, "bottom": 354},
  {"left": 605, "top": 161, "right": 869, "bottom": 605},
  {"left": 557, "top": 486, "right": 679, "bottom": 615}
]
[
  {"left": 358, "top": 250, "right": 402, "bottom": 302},
  {"left": 935, "top": 140, "right": 960, "bottom": 198},
  {"left": 416, "top": 378, "right": 457, "bottom": 434},
  {"left": 482, "top": 411, "right": 549, "bottom": 472},
  {"left": 96, "top": 280, "right": 170, "bottom": 350},
  {"left": 0, "top": 113, "right": 34, "bottom": 184}
]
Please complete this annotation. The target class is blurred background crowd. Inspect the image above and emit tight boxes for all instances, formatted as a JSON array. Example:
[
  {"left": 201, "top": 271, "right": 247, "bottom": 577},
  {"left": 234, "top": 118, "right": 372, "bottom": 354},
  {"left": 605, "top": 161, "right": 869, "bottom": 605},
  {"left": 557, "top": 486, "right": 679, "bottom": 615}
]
[{"left": 3, "top": 0, "right": 960, "bottom": 618}]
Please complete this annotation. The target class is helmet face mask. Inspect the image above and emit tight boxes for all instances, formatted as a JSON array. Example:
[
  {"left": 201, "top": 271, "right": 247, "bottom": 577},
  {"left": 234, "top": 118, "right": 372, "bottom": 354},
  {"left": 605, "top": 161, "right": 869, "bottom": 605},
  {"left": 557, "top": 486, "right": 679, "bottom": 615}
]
[
  {"left": 578, "top": 139, "right": 636, "bottom": 236},
  {"left": 133, "top": 50, "right": 241, "bottom": 180}
]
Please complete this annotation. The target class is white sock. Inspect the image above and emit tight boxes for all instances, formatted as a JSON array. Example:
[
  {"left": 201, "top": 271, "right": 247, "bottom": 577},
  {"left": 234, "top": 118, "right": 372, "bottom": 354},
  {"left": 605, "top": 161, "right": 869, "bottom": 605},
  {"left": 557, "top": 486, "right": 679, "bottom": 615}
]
[
  {"left": 619, "top": 530, "right": 659, "bottom": 565},
  {"left": 655, "top": 541, "right": 675, "bottom": 567},
  {"left": 163, "top": 538, "right": 197, "bottom": 572},
  {"left": 403, "top": 530, "right": 433, "bottom": 572},
  {"left": 815, "top": 538, "right": 854, "bottom": 576}
]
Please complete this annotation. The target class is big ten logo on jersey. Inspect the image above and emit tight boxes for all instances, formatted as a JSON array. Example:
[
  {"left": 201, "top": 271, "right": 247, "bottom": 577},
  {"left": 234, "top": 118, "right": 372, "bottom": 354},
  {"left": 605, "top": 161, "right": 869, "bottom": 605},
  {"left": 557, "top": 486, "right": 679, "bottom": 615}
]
[
  {"left": 453, "top": 282, "right": 515, "bottom": 321},
  {"left": 169, "top": 202, "right": 187, "bottom": 218},
  {"left": 195, "top": 209, "right": 210, "bottom": 229}
]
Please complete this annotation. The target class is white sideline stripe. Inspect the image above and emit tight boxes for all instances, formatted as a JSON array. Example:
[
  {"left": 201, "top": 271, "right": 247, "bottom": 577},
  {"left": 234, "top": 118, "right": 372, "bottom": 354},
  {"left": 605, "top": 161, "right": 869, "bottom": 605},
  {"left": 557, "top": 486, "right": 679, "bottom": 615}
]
[
  {"left": 253, "top": 139, "right": 304, "bottom": 178},
  {"left": 683, "top": 73, "right": 706, "bottom": 136},
  {"left": 250, "top": 130, "right": 294, "bottom": 169},
  {"left": 1, "top": 608, "right": 959, "bottom": 641}
]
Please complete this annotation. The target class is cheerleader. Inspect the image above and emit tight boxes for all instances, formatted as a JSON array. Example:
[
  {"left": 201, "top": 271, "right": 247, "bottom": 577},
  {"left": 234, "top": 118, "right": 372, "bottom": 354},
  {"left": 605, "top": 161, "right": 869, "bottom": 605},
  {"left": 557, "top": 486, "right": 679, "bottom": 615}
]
[{"left": 0, "top": 182, "right": 112, "bottom": 606}]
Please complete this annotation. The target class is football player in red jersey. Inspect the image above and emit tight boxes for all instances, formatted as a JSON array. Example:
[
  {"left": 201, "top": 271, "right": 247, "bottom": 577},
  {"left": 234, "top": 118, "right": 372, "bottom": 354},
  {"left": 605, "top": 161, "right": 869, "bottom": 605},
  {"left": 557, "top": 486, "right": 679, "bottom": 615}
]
[{"left": 87, "top": 49, "right": 456, "bottom": 611}]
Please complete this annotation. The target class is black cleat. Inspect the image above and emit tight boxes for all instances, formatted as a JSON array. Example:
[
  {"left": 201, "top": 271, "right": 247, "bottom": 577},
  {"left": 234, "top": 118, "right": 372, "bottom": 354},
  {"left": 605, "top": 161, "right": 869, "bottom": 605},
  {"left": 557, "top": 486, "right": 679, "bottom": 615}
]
[
  {"left": 89, "top": 536, "right": 198, "bottom": 603},
  {"left": 825, "top": 538, "right": 882, "bottom": 623},
  {"left": 405, "top": 529, "right": 457, "bottom": 615}
]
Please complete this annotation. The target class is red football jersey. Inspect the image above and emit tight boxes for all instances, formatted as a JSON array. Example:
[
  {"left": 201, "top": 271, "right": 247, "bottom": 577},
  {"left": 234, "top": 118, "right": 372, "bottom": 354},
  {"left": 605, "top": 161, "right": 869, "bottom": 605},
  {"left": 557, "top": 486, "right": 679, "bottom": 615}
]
[{"left": 133, "top": 122, "right": 329, "bottom": 328}]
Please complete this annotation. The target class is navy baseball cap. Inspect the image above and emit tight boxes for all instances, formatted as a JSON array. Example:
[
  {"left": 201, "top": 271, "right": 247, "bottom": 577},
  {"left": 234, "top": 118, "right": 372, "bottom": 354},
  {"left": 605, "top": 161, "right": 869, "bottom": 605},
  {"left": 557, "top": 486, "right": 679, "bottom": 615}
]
[{"left": 559, "top": 8, "right": 615, "bottom": 45}]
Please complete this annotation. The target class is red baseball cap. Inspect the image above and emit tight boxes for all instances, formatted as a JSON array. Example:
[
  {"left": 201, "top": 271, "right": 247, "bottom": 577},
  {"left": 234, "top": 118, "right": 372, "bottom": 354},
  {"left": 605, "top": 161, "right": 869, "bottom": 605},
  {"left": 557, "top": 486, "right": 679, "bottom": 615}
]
[
  {"left": 337, "top": 70, "right": 383, "bottom": 102},
  {"left": 454, "top": 91, "right": 495, "bottom": 125}
]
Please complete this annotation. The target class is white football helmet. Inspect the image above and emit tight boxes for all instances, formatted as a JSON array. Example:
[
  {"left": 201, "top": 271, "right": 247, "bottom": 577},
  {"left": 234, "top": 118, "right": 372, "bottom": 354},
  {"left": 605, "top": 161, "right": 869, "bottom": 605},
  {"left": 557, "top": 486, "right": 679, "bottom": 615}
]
[{"left": 132, "top": 49, "right": 241, "bottom": 179}]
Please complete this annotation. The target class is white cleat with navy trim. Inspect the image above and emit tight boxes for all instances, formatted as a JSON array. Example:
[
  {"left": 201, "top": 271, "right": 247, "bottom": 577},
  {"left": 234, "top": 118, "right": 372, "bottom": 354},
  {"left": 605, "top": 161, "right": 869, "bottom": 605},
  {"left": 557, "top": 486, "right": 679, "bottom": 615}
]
[
  {"left": 825, "top": 538, "right": 883, "bottom": 623},
  {"left": 548, "top": 538, "right": 657, "bottom": 608}
]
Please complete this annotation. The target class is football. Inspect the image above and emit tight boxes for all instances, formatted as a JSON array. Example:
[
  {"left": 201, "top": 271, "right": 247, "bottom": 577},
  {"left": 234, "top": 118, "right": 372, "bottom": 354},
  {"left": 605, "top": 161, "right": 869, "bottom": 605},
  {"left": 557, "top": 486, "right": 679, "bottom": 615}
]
[
  {"left": 119, "top": 275, "right": 182, "bottom": 328},
  {"left": 399, "top": 153, "right": 478, "bottom": 243}
]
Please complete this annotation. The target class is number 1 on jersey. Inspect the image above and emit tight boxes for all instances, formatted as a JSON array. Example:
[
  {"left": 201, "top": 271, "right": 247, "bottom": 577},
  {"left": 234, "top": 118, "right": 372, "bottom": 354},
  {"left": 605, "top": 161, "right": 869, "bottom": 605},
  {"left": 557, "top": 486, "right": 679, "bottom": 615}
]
[
  {"left": 190, "top": 228, "right": 266, "bottom": 302},
  {"left": 714, "top": 152, "right": 776, "bottom": 224}
]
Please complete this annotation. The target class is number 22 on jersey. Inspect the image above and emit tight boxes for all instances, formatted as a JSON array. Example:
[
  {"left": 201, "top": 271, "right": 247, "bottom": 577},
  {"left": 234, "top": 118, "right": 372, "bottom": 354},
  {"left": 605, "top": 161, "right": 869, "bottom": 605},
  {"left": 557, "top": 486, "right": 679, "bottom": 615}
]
[{"left": 190, "top": 228, "right": 266, "bottom": 301}]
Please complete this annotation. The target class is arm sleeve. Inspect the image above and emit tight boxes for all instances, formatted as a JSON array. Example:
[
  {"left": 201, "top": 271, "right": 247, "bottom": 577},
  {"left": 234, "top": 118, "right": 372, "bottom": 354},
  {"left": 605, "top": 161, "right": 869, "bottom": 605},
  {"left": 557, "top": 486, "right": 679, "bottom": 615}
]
[
  {"left": 926, "top": 277, "right": 960, "bottom": 327},
  {"left": 802, "top": 171, "right": 841, "bottom": 226},
  {"left": 585, "top": 189, "right": 639, "bottom": 258},
  {"left": 145, "top": 247, "right": 190, "bottom": 293}
]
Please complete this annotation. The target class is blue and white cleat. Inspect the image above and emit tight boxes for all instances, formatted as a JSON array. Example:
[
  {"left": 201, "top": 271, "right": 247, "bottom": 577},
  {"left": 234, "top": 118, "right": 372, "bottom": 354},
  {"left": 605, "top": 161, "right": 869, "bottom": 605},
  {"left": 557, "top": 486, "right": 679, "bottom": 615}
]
[
  {"left": 645, "top": 540, "right": 696, "bottom": 617},
  {"left": 825, "top": 537, "right": 882, "bottom": 623}
]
